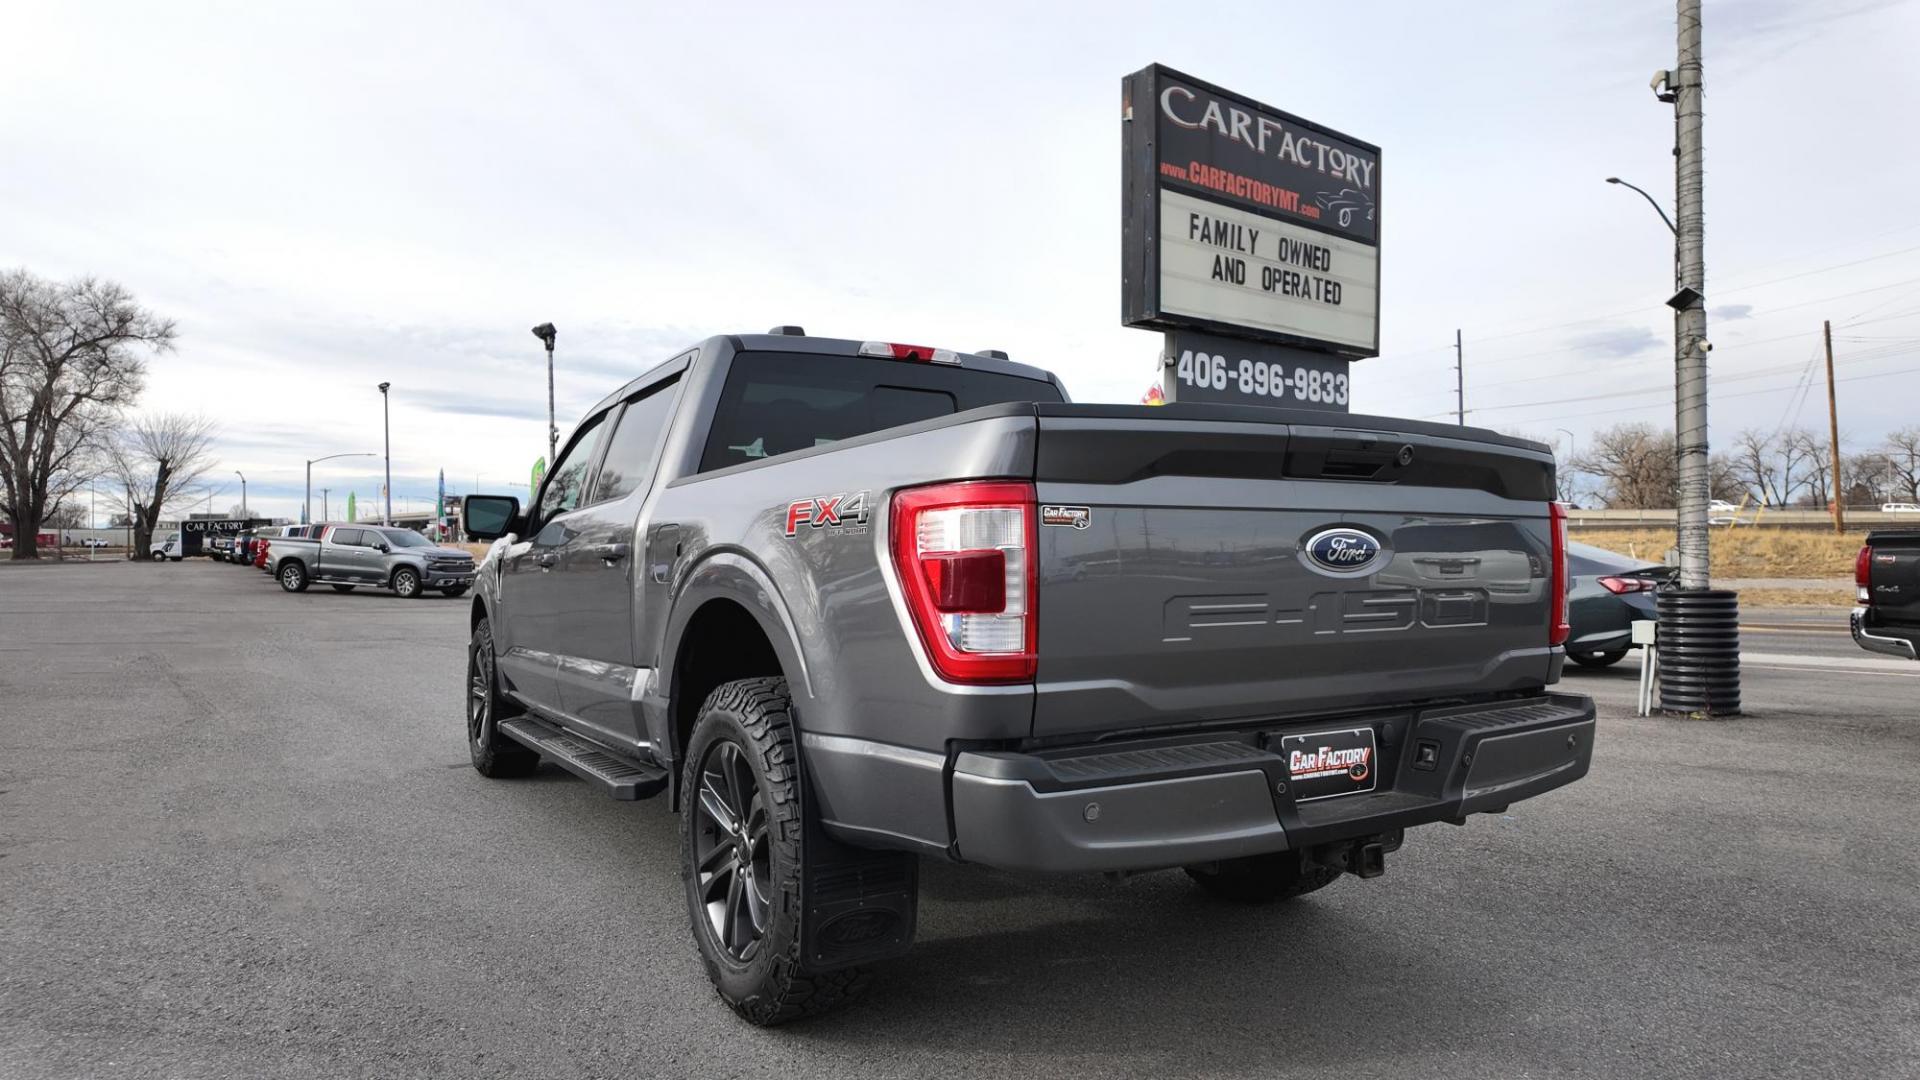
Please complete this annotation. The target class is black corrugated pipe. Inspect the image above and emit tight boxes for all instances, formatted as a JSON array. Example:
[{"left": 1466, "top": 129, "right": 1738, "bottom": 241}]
[{"left": 1657, "top": 589, "right": 1741, "bottom": 716}]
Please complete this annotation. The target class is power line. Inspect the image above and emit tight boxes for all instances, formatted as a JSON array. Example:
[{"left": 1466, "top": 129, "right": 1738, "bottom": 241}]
[
  {"left": 1446, "top": 341, "right": 1919, "bottom": 418},
  {"left": 1376, "top": 238, "right": 1920, "bottom": 360},
  {"left": 1486, "top": 363, "right": 1920, "bottom": 425},
  {"left": 1432, "top": 275, "right": 1920, "bottom": 379}
]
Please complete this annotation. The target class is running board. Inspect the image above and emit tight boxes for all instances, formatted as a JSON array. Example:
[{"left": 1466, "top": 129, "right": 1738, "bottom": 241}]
[{"left": 497, "top": 716, "right": 668, "bottom": 800}]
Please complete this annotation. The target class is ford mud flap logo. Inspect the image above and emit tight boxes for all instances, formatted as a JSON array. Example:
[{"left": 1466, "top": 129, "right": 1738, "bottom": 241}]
[{"left": 1303, "top": 527, "right": 1383, "bottom": 576}]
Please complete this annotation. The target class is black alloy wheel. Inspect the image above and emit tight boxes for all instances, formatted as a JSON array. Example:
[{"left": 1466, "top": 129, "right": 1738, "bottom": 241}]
[
  {"left": 467, "top": 631, "right": 494, "bottom": 747},
  {"left": 466, "top": 617, "right": 537, "bottom": 777},
  {"left": 692, "top": 739, "right": 774, "bottom": 962}
]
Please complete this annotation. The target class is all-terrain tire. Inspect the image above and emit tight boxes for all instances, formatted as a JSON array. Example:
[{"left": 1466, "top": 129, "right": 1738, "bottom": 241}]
[
  {"left": 330, "top": 584, "right": 356, "bottom": 593},
  {"left": 392, "top": 567, "right": 422, "bottom": 599},
  {"left": 681, "top": 677, "right": 869, "bottom": 1025},
  {"left": 278, "top": 561, "right": 310, "bottom": 592},
  {"left": 1571, "top": 650, "right": 1629, "bottom": 669},
  {"left": 467, "top": 617, "right": 539, "bottom": 778},
  {"left": 1184, "top": 852, "right": 1341, "bottom": 903}
]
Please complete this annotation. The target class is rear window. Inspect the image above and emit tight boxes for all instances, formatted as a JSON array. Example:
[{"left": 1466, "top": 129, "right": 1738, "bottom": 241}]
[{"left": 698, "top": 351, "right": 1061, "bottom": 472}]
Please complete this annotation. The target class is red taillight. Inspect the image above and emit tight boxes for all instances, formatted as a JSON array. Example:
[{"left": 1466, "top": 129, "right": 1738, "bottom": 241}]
[
  {"left": 1549, "top": 501, "right": 1571, "bottom": 646},
  {"left": 1856, "top": 545, "right": 1873, "bottom": 601},
  {"left": 890, "top": 480, "right": 1036, "bottom": 684},
  {"left": 1598, "top": 575, "right": 1656, "bottom": 595}
]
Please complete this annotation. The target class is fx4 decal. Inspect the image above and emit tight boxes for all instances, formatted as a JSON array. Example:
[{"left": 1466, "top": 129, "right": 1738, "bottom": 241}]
[{"left": 784, "top": 490, "right": 872, "bottom": 537}]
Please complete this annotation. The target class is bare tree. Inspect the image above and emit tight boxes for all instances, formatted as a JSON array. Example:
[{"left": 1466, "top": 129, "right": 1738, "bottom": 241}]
[
  {"left": 1883, "top": 427, "right": 1920, "bottom": 503},
  {"left": 1728, "top": 429, "right": 1778, "bottom": 506},
  {"left": 43, "top": 502, "right": 87, "bottom": 529},
  {"left": 0, "top": 270, "right": 172, "bottom": 559},
  {"left": 1844, "top": 452, "right": 1895, "bottom": 507},
  {"left": 1571, "top": 423, "right": 1675, "bottom": 508},
  {"left": 112, "top": 414, "right": 217, "bottom": 556},
  {"left": 1774, "top": 429, "right": 1823, "bottom": 508},
  {"left": 1708, "top": 453, "right": 1746, "bottom": 505}
]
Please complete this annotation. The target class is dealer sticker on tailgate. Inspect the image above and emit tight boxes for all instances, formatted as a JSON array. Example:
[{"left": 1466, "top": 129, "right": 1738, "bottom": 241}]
[{"left": 1280, "top": 727, "right": 1378, "bottom": 802}]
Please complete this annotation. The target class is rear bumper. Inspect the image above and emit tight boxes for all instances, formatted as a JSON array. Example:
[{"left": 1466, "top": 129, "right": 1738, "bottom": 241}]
[
  {"left": 1851, "top": 607, "right": 1918, "bottom": 660},
  {"left": 948, "top": 693, "right": 1595, "bottom": 874}
]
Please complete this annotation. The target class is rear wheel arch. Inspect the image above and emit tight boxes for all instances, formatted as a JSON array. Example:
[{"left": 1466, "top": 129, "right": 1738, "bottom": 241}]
[{"left": 665, "top": 594, "right": 797, "bottom": 810}]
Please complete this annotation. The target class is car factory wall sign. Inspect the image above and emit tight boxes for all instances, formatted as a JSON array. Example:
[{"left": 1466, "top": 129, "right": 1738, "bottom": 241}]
[{"left": 1123, "top": 64, "right": 1381, "bottom": 411}]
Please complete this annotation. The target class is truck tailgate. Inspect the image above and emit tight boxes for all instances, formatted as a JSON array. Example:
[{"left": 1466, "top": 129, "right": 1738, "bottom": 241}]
[
  {"left": 1866, "top": 532, "right": 1920, "bottom": 627},
  {"left": 1030, "top": 405, "right": 1559, "bottom": 740}
]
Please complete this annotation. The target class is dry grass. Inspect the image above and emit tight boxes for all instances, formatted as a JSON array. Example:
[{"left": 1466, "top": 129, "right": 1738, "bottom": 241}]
[
  {"left": 1575, "top": 528, "right": 1864, "bottom": 580},
  {"left": 1734, "top": 586, "right": 1854, "bottom": 608}
]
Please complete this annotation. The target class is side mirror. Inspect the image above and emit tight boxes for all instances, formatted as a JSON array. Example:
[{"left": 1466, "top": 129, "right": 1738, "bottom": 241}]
[
  {"left": 375, "top": 542, "right": 390, "bottom": 553},
  {"left": 463, "top": 495, "right": 522, "bottom": 541}
]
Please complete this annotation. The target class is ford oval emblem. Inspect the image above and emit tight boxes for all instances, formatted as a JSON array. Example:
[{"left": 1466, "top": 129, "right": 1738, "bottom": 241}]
[{"left": 1304, "top": 528, "right": 1384, "bottom": 576}]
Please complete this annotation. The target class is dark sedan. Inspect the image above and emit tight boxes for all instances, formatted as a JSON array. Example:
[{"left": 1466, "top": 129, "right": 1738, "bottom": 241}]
[{"left": 1565, "top": 541, "right": 1668, "bottom": 668}]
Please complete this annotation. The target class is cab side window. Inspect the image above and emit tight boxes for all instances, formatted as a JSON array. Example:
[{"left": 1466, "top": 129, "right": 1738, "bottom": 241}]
[
  {"left": 537, "top": 413, "right": 609, "bottom": 521},
  {"left": 592, "top": 378, "right": 679, "bottom": 503},
  {"left": 331, "top": 528, "right": 365, "bottom": 547}
]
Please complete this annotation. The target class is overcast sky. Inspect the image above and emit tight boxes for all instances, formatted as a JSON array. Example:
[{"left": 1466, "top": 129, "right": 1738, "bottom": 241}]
[{"left": 5, "top": 0, "right": 1918, "bottom": 522}]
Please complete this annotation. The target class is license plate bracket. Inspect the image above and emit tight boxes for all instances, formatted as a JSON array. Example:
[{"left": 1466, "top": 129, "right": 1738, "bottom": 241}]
[{"left": 1277, "top": 726, "right": 1379, "bottom": 802}]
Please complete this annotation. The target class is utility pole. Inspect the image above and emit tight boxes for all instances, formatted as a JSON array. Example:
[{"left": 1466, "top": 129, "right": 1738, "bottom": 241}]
[
  {"left": 321, "top": 488, "right": 330, "bottom": 522},
  {"left": 1649, "top": 0, "right": 1738, "bottom": 716},
  {"left": 1453, "top": 329, "right": 1465, "bottom": 425},
  {"left": 1823, "top": 319, "right": 1846, "bottom": 533},
  {"left": 1669, "top": 0, "right": 1711, "bottom": 591}
]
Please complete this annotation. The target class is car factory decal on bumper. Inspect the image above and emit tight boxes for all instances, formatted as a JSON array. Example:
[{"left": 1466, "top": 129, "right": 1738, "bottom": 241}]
[
  {"left": 1289, "top": 745, "right": 1371, "bottom": 782},
  {"left": 1279, "top": 726, "right": 1379, "bottom": 801}
]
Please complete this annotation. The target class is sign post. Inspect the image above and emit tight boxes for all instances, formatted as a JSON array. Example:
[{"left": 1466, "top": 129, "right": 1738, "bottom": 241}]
[{"left": 1122, "top": 65, "right": 1380, "bottom": 411}]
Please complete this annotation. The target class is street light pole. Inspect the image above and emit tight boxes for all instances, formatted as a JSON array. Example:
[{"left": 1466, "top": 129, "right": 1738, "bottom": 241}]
[
  {"left": 1604, "top": 177, "right": 1677, "bottom": 235},
  {"left": 532, "top": 323, "right": 558, "bottom": 466},
  {"left": 378, "top": 382, "right": 393, "bottom": 526},
  {"left": 234, "top": 470, "right": 246, "bottom": 520},
  {"left": 306, "top": 452, "right": 378, "bottom": 525}
]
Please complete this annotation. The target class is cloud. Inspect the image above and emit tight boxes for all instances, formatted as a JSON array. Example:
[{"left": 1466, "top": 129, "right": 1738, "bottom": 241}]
[
  {"left": 1710, "top": 304, "right": 1754, "bottom": 321},
  {"left": 409, "top": 390, "right": 553, "bottom": 423},
  {"left": 1566, "top": 324, "right": 1661, "bottom": 359}
]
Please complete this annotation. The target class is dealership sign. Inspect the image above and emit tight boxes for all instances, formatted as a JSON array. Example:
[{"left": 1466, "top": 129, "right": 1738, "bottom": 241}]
[{"left": 1123, "top": 64, "right": 1381, "bottom": 365}]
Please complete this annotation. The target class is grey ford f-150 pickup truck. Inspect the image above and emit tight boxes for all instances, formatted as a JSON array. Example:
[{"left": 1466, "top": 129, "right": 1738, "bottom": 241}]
[{"left": 459, "top": 328, "right": 1595, "bottom": 1024}]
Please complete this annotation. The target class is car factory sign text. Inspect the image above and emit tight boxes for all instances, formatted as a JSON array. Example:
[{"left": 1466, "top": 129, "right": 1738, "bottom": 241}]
[{"left": 1123, "top": 64, "right": 1381, "bottom": 359}]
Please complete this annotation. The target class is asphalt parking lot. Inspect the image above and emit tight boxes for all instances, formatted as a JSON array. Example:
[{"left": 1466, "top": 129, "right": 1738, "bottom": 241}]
[{"left": 4, "top": 559, "right": 1918, "bottom": 1079}]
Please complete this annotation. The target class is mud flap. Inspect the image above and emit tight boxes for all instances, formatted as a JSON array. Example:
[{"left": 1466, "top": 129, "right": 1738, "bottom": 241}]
[{"left": 799, "top": 807, "right": 919, "bottom": 972}]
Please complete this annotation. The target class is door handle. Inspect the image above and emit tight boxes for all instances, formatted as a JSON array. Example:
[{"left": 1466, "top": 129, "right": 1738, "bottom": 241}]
[{"left": 588, "top": 542, "right": 630, "bottom": 563}]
